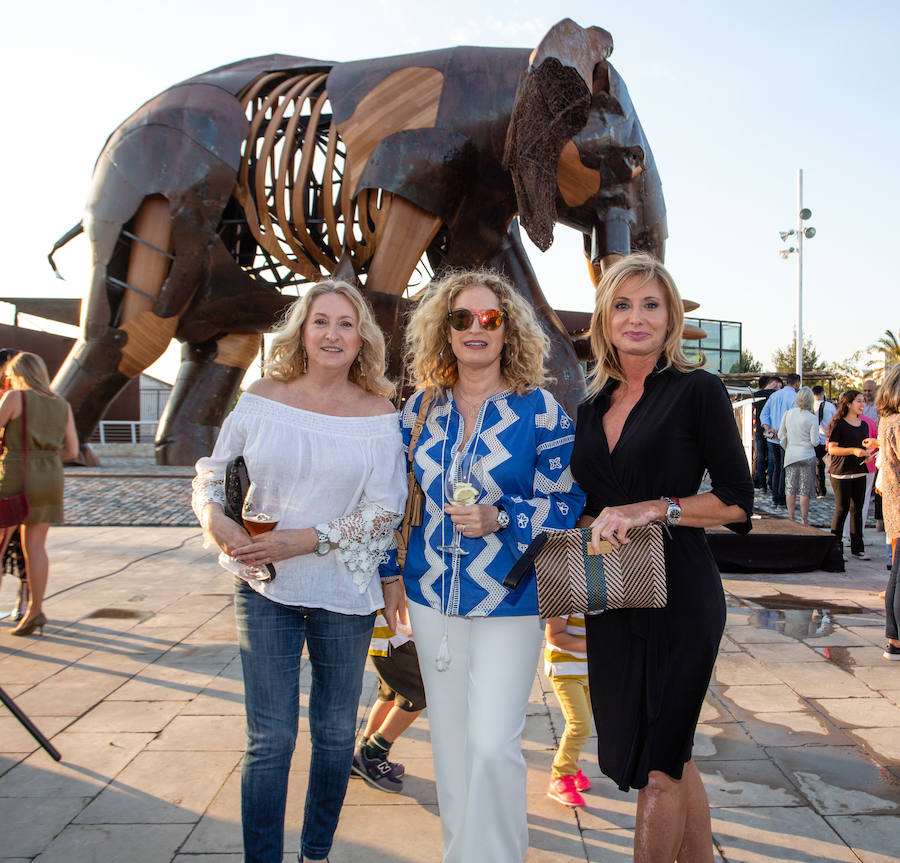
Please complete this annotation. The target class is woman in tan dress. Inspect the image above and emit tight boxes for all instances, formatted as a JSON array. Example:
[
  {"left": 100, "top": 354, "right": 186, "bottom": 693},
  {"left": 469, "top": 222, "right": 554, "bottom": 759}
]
[{"left": 0, "top": 353, "right": 77, "bottom": 635}]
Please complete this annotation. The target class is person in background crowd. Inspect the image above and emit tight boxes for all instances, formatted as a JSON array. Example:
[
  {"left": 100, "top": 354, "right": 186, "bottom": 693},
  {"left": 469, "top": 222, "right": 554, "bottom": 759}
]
[
  {"left": 779, "top": 386, "right": 819, "bottom": 525},
  {"left": 571, "top": 254, "right": 753, "bottom": 863},
  {"left": 861, "top": 365, "right": 900, "bottom": 659},
  {"left": 844, "top": 408, "right": 877, "bottom": 548},
  {"left": 862, "top": 379, "right": 880, "bottom": 424},
  {"left": 0, "top": 352, "right": 78, "bottom": 636},
  {"left": 544, "top": 613, "right": 592, "bottom": 809},
  {"left": 761, "top": 372, "right": 800, "bottom": 507},
  {"left": 812, "top": 385, "right": 836, "bottom": 499},
  {"left": 827, "top": 389, "right": 873, "bottom": 562},
  {"left": 752, "top": 375, "right": 782, "bottom": 491}
]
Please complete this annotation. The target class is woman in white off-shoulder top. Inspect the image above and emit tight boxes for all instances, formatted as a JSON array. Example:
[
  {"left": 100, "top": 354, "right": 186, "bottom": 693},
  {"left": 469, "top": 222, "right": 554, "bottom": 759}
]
[{"left": 192, "top": 280, "right": 406, "bottom": 863}]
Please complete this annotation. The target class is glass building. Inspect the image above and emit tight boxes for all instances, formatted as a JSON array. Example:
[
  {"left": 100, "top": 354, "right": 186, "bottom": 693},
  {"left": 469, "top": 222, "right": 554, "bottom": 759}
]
[{"left": 682, "top": 318, "right": 743, "bottom": 373}]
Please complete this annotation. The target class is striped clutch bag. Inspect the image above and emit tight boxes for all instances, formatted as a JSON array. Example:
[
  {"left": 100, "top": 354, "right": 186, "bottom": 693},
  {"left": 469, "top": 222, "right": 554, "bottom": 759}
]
[{"left": 502, "top": 523, "right": 667, "bottom": 618}]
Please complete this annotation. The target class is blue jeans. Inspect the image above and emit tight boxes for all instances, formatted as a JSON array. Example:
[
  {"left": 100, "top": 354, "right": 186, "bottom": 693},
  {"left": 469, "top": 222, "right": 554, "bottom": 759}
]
[
  {"left": 755, "top": 434, "right": 769, "bottom": 489},
  {"left": 234, "top": 579, "right": 375, "bottom": 862},
  {"left": 767, "top": 441, "right": 785, "bottom": 504}
]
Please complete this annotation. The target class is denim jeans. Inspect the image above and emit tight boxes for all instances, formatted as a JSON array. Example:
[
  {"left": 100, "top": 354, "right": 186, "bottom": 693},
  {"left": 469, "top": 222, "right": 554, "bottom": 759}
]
[
  {"left": 767, "top": 440, "right": 785, "bottom": 504},
  {"left": 234, "top": 579, "right": 375, "bottom": 862},
  {"left": 755, "top": 433, "right": 769, "bottom": 489}
]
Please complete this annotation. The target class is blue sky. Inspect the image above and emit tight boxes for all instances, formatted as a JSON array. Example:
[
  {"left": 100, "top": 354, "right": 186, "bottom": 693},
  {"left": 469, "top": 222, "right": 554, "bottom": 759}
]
[{"left": 3, "top": 0, "right": 897, "bottom": 382}]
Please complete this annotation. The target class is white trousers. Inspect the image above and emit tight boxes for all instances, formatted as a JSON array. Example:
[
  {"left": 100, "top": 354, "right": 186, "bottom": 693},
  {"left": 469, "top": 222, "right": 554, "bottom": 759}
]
[
  {"left": 408, "top": 602, "right": 543, "bottom": 863},
  {"left": 844, "top": 472, "right": 875, "bottom": 539}
]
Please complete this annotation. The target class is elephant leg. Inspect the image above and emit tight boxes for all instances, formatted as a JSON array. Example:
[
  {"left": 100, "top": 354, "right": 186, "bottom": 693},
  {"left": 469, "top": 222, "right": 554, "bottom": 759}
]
[
  {"left": 53, "top": 195, "right": 177, "bottom": 463},
  {"left": 485, "top": 222, "right": 586, "bottom": 419},
  {"left": 155, "top": 332, "right": 261, "bottom": 465},
  {"left": 364, "top": 196, "right": 442, "bottom": 295}
]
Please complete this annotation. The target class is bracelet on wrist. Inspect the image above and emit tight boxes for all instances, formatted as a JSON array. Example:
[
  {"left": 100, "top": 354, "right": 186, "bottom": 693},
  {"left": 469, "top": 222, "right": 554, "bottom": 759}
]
[{"left": 381, "top": 576, "right": 401, "bottom": 585}]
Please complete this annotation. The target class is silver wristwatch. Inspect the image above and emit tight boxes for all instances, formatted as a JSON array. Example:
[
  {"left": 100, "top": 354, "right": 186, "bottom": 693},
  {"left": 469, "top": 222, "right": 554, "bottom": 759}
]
[
  {"left": 662, "top": 496, "right": 682, "bottom": 526},
  {"left": 314, "top": 528, "right": 331, "bottom": 556},
  {"left": 496, "top": 506, "right": 510, "bottom": 529}
]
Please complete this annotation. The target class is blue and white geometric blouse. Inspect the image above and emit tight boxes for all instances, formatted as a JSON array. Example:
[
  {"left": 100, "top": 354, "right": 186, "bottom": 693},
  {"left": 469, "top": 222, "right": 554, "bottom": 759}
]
[{"left": 380, "top": 387, "right": 585, "bottom": 618}]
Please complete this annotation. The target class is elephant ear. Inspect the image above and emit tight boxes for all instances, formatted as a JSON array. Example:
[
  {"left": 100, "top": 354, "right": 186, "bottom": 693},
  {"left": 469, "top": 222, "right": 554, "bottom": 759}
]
[{"left": 503, "top": 19, "right": 613, "bottom": 251}]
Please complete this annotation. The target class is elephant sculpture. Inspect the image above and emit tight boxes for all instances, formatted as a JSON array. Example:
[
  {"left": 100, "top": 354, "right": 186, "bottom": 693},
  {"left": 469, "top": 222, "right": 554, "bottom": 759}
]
[{"left": 50, "top": 17, "right": 666, "bottom": 465}]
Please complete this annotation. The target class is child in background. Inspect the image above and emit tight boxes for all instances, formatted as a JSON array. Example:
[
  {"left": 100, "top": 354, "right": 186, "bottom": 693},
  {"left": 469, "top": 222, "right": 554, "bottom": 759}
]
[
  {"left": 352, "top": 607, "right": 425, "bottom": 793},
  {"left": 545, "top": 613, "right": 592, "bottom": 808}
]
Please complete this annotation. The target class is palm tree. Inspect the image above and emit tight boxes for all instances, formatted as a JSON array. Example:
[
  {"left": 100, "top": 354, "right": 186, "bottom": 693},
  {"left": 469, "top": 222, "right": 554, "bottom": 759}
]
[{"left": 871, "top": 329, "right": 900, "bottom": 363}]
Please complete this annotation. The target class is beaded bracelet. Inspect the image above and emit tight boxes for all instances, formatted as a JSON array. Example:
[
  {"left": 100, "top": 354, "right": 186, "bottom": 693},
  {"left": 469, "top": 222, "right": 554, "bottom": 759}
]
[{"left": 380, "top": 577, "right": 401, "bottom": 585}]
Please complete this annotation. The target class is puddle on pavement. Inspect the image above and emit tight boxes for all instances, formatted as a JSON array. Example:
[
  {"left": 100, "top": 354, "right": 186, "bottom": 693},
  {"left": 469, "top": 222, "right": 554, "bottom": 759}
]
[{"left": 85, "top": 608, "right": 152, "bottom": 620}]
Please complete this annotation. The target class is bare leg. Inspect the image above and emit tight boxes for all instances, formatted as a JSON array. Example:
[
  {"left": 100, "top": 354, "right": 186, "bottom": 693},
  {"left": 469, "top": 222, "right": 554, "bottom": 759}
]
[
  {"left": 377, "top": 705, "right": 423, "bottom": 743},
  {"left": 19, "top": 523, "right": 50, "bottom": 620},
  {"left": 786, "top": 493, "right": 797, "bottom": 521},
  {"left": 634, "top": 762, "right": 713, "bottom": 863},
  {"left": 799, "top": 494, "right": 810, "bottom": 525},
  {"left": 363, "top": 699, "right": 393, "bottom": 739}
]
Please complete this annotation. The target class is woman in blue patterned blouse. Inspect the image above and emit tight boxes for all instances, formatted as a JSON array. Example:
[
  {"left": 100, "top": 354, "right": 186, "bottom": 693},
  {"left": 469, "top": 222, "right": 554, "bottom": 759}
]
[{"left": 381, "top": 270, "right": 584, "bottom": 863}]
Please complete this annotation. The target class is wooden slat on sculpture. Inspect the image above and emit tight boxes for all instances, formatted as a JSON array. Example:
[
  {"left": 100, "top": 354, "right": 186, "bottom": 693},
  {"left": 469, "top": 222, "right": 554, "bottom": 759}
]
[
  {"left": 213, "top": 333, "right": 262, "bottom": 368},
  {"left": 338, "top": 67, "right": 444, "bottom": 197},
  {"left": 365, "top": 196, "right": 442, "bottom": 294},
  {"left": 557, "top": 141, "right": 601, "bottom": 207},
  {"left": 118, "top": 312, "right": 179, "bottom": 378},
  {"left": 683, "top": 299, "right": 700, "bottom": 313},
  {"left": 682, "top": 324, "right": 707, "bottom": 340},
  {"left": 322, "top": 122, "right": 343, "bottom": 257}
]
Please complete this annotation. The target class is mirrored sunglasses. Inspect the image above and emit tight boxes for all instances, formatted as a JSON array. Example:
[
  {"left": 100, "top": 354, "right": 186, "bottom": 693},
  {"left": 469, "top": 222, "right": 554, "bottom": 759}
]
[{"left": 447, "top": 308, "right": 506, "bottom": 331}]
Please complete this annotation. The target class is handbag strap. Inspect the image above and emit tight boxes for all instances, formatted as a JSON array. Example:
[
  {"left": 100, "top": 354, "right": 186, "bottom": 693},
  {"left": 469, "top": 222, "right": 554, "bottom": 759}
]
[{"left": 19, "top": 390, "right": 27, "bottom": 494}]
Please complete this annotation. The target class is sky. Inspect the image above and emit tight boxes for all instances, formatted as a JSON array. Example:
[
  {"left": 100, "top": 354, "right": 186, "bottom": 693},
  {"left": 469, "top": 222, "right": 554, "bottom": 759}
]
[{"left": 2, "top": 0, "right": 898, "bottom": 384}]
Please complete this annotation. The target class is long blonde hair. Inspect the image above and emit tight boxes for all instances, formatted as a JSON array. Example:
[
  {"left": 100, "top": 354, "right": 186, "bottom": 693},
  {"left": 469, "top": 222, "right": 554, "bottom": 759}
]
[
  {"left": 4, "top": 352, "right": 55, "bottom": 397},
  {"left": 404, "top": 269, "right": 551, "bottom": 395},
  {"left": 586, "top": 253, "right": 699, "bottom": 399},
  {"left": 264, "top": 280, "right": 394, "bottom": 399},
  {"left": 876, "top": 363, "right": 900, "bottom": 416}
]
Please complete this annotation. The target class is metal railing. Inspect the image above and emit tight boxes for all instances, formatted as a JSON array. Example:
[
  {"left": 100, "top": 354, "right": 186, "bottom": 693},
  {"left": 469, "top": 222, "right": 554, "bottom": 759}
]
[{"left": 88, "top": 421, "right": 159, "bottom": 444}]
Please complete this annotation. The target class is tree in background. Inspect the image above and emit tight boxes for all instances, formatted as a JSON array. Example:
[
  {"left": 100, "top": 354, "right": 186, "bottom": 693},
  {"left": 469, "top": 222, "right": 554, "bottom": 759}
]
[
  {"left": 829, "top": 350, "right": 867, "bottom": 394},
  {"left": 771, "top": 334, "right": 826, "bottom": 375},
  {"left": 871, "top": 328, "right": 900, "bottom": 364},
  {"left": 729, "top": 349, "right": 763, "bottom": 374}
]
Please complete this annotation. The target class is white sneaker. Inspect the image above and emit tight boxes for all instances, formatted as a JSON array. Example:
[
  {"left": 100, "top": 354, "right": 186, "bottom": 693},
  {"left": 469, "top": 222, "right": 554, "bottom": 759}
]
[{"left": 852, "top": 551, "right": 871, "bottom": 561}]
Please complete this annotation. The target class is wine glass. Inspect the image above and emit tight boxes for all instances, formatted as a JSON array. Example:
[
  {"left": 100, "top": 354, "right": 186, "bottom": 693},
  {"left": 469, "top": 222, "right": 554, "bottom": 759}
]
[
  {"left": 239, "top": 479, "right": 282, "bottom": 582},
  {"left": 438, "top": 452, "right": 484, "bottom": 556}
]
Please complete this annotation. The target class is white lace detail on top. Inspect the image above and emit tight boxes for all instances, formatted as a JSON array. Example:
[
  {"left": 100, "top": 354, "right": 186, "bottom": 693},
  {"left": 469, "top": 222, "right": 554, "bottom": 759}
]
[
  {"left": 321, "top": 496, "right": 402, "bottom": 592},
  {"left": 191, "top": 469, "right": 226, "bottom": 517}
]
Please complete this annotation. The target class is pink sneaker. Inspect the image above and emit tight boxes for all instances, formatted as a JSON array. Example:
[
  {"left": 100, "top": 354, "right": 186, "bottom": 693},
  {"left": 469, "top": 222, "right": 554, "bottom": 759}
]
[
  {"left": 548, "top": 775, "right": 586, "bottom": 808},
  {"left": 574, "top": 769, "right": 591, "bottom": 792}
]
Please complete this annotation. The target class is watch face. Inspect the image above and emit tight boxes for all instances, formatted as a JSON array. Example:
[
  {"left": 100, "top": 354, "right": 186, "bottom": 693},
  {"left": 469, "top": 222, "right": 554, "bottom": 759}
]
[{"left": 497, "top": 510, "right": 510, "bottom": 528}]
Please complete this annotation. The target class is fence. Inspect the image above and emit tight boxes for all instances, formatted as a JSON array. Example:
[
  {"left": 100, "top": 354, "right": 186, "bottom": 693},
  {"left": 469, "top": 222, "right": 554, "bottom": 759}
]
[{"left": 87, "top": 421, "right": 159, "bottom": 444}]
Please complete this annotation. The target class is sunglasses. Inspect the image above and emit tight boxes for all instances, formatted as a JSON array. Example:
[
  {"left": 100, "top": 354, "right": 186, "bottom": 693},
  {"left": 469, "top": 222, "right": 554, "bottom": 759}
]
[{"left": 447, "top": 308, "right": 506, "bottom": 331}]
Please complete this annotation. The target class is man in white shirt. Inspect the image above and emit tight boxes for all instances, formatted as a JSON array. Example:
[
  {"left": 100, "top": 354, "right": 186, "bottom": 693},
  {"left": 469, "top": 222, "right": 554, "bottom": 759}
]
[
  {"left": 812, "top": 385, "right": 836, "bottom": 499},
  {"left": 760, "top": 373, "right": 800, "bottom": 506}
]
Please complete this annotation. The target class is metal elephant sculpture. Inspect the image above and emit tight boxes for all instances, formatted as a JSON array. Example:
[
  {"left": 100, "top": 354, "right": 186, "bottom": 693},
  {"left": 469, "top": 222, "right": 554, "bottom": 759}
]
[{"left": 50, "top": 17, "right": 665, "bottom": 465}]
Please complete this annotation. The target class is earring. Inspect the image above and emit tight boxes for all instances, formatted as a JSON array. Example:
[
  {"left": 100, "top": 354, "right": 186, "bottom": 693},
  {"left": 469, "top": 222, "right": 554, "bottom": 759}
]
[
  {"left": 300, "top": 346, "right": 308, "bottom": 373},
  {"left": 355, "top": 354, "right": 366, "bottom": 377}
]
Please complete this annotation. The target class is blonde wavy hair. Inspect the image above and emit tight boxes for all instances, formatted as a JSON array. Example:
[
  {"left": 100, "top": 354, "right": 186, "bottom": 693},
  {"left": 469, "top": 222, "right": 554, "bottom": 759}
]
[
  {"left": 876, "top": 363, "right": 900, "bottom": 416},
  {"left": 586, "top": 253, "right": 700, "bottom": 399},
  {"left": 404, "top": 269, "right": 551, "bottom": 395},
  {"left": 4, "top": 352, "right": 55, "bottom": 397},
  {"left": 264, "top": 280, "right": 394, "bottom": 399}
]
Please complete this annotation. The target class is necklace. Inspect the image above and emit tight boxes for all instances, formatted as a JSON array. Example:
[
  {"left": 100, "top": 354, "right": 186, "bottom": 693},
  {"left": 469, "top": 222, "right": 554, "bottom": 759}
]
[{"left": 453, "top": 383, "right": 505, "bottom": 419}]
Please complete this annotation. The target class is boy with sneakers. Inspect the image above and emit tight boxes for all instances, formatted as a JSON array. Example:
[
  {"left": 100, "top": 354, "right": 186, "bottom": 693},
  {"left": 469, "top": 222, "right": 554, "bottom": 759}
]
[
  {"left": 351, "top": 607, "right": 426, "bottom": 793},
  {"left": 545, "top": 612, "right": 592, "bottom": 808}
]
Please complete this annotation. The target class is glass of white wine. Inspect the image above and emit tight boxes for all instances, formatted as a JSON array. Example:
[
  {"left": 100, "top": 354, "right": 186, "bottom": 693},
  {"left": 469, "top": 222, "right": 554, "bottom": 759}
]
[
  {"left": 239, "top": 479, "right": 281, "bottom": 582},
  {"left": 438, "top": 452, "right": 484, "bottom": 556}
]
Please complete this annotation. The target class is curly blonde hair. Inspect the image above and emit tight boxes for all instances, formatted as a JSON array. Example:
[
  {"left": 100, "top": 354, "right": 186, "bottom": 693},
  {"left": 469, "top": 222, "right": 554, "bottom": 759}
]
[
  {"left": 264, "top": 280, "right": 394, "bottom": 399},
  {"left": 586, "top": 253, "right": 700, "bottom": 399},
  {"left": 404, "top": 269, "right": 551, "bottom": 395}
]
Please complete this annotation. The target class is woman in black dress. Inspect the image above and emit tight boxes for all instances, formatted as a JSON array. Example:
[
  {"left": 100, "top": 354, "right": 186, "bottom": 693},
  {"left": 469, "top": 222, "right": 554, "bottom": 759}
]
[{"left": 571, "top": 254, "right": 753, "bottom": 863}]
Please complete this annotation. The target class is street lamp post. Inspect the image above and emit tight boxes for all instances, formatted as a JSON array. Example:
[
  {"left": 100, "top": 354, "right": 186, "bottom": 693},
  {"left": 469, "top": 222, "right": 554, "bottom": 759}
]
[{"left": 779, "top": 168, "right": 816, "bottom": 382}]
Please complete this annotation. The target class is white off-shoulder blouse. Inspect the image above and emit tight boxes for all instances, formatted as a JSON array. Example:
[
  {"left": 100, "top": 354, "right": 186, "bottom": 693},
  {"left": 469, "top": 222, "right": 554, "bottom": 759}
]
[{"left": 192, "top": 392, "right": 407, "bottom": 615}]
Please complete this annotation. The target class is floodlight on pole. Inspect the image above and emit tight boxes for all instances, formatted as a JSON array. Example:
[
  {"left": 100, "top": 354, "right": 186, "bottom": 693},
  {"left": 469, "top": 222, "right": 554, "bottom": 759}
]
[{"left": 778, "top": 169, "right": 815, "bottom": 381}]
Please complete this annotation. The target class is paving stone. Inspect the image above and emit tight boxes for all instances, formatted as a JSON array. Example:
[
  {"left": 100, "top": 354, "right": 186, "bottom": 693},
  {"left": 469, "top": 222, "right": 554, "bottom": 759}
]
[
  {"left": 147, "top": 714, "right": 246, "bottom": 751},
  {"left": 744, "top": 641, "right": 830, "bottom": 664},
  {"left": 739, "top": 710, "right": 854, "bottom": 747},
  {"left": 32, "top": 823, "right": 192, "bottom": 863},
  {"left": 698, "top": 760, "right": 804, "bottom": 807},
  {"left": 105, "top": 663, "right": 219, "bottom": 701},
  {"left": 713, "top": 651, "right": 782, "bottom": 685},
  {"left": 582, "top": 827, "right": 639, "bottom": 861},
  {"left": 825, "top": 814, "right": 900, "bottom": 863},
  {"left": 0, "top": 714, "right": 71, "bottom": 754},
  {"left": 850, "top": 665, "right": 900, "bottom": 691},
  {"left": 846, "top": 727, "right": 900, "bottom": 764},
  {"left": 767, "top": 660, "right": 876, "bottom": 698},
  {"left": 715, "top": 683, "right": 808, "bottom": 714},
  {"left": 766, "top": 745, "right": 900, "bottom": 815},
  {"left": 711, "top": 806, "right": 860, "bottom": 862},
  {"left": 694, "top": 722, "right": 768, "bottom": 761},
  {"left": 813, "top": 696, "right": 900, "bottom": 728},
  {"left": 0, "top": 796, "right": 92, "bottom": 858},
  {"left": 0, "top": 730, "right": 153, "bottom": 798},
  {"left": 75, "top": 750, "right": 240, "bottom": 823},
  {"left": 66, "top": 699, "right": 184, "bottom": 733}
]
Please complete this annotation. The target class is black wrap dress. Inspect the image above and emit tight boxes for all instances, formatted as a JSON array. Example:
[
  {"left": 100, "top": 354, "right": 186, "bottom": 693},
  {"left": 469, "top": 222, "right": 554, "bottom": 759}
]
[{"left": 571, "top": 363, "right": 753, "bottom": 791}]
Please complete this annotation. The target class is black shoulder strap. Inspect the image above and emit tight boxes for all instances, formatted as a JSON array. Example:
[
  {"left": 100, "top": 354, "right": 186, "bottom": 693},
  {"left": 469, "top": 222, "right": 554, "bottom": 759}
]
[{"left": 818, "top": 400, "right": 824, "bottom": 422}]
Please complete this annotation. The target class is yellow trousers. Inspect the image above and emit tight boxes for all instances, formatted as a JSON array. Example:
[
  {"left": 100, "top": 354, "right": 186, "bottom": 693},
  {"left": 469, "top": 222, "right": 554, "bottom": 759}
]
[{"left": 550, "top": 675, "right": 591, "bottom": 778}]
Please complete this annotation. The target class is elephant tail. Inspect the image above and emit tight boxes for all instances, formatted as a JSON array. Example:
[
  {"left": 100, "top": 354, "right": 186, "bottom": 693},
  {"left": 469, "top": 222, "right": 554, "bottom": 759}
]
[{"left": 47, "top": 220, "right": 84, "bottom": 279}]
